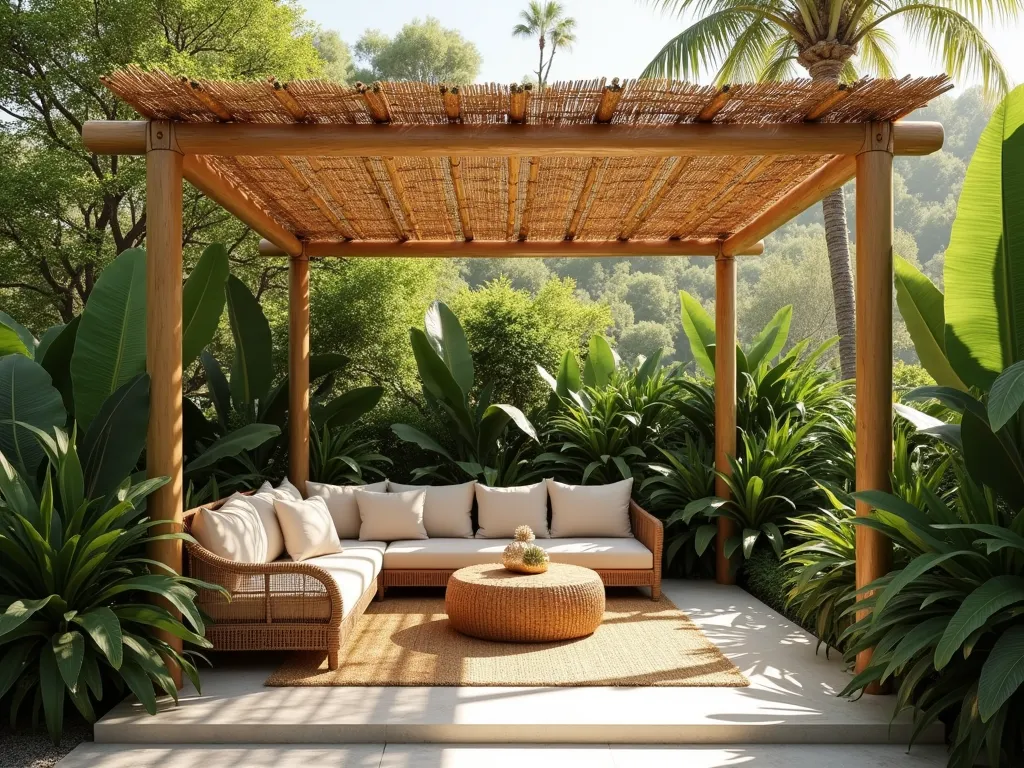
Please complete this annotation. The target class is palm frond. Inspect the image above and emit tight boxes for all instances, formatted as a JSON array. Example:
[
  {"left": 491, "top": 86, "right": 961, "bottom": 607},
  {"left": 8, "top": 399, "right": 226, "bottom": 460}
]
[
  {"left": 857, "top": 1, "right": 1009, "bottom": 97},
  {"left": 642, "top": 9, "right": 760, "bottom": 80},
  {"left": 715, "top": 17, "right": 786, "bottom": 83},
  {"left": 756, "top": 36, "right": 801, "bottom": 81},
  {"left": 855, "top": 25, "right": 897, "bottom": 79}
]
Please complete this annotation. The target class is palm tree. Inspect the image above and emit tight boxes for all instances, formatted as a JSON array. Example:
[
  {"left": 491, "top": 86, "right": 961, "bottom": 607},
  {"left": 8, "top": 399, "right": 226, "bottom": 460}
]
[
  {"left": 513, "top": 1, "right": 578, "bottom": 90},
  {"left": 643, "top": 0, "right": 1012, "bottom": 379}
]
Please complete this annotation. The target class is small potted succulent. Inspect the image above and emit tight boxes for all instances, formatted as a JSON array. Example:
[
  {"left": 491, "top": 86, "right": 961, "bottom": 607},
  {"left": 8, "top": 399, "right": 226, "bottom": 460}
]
[{"left": 502, "top": 525, "right": 550, "bottom": 574}]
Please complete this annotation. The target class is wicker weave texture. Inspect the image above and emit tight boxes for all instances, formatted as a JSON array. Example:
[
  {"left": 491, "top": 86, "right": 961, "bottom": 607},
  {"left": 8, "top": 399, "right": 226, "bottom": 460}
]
[
  {"left": 446, "top": 563, "right": 605, "bottom": 642},
  {"left": 100, "top": 69, "right": 951, "bottom": 246}
]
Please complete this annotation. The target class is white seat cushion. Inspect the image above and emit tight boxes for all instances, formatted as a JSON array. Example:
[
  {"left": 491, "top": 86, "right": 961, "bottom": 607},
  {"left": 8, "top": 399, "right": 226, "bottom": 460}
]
[
  {"left": 383, "top": 537, "right": 653, "bottom": 570},
  {"left": 305, "top": 541, "right": 385, "bottom": 619}
]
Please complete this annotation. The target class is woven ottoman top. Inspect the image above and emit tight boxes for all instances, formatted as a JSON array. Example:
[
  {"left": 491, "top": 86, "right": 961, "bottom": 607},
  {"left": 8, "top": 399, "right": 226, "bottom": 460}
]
[{"left": 445, "top": 563, "right": 605, "bottom": 642}]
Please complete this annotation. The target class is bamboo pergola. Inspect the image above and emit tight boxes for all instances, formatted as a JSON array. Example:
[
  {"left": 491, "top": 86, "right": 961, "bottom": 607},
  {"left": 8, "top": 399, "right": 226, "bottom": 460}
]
[{"left": 83, "top": 69, "right": 950, "bottom": 691}]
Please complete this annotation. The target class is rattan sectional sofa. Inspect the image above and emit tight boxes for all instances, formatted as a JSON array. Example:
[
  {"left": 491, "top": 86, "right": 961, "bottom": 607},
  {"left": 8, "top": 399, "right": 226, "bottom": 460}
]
[{"left": 183, "top": 493, "right": 662, "bottom": 669}]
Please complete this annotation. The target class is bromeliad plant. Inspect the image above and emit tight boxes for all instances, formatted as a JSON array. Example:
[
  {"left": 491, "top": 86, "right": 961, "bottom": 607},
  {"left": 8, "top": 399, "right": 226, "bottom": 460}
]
[
  {"left": 0, "top": 426, "right": 220, "bottom": 742},
  {"left": 392, "top": 301, "right": 539, "bottom": 485}
]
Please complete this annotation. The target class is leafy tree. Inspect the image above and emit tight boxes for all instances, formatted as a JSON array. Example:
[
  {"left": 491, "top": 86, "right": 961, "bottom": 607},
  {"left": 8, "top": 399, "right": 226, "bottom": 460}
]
[
  {"left": 617, "top": 321, "right": 675, "bottom": 365},
  {"left": 0, "top": 0, "right": 322, "bottom": 326},
  {"left": 642, "top": 0, "right": 1014, "bottom": 381},
  {"left": 460, "top": 257, "right": 552, "bottom": 294},
  {"left": 353, "top": 17, "right": 481, "bottom": 83},
  {"left": 512, "top": 1, "right": 577, "bottom": 89},
  {"left": 314, "top": 30, "right": 356, "bottom": 84},
  {"left": 623, "top": 271, "right": 675, "bottom": 325}
]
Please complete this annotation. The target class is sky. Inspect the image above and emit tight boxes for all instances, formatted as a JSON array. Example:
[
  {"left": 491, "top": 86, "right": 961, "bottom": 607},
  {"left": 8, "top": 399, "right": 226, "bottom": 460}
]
[{"left": 301, "top": 0, "right": 1024, "bottom": 90}]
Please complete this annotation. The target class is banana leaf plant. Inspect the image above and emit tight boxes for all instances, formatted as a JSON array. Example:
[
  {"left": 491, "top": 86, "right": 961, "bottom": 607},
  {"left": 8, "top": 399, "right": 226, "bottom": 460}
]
[
  {"left": 0, "top": 425, "right": 223, "bottom": 743},
  {"left": 392, "top": 301, "right": 538, "bottom": 485}
]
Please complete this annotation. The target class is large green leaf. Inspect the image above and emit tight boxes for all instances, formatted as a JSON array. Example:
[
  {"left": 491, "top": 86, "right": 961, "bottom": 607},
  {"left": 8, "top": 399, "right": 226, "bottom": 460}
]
[
  {"left": 79, "top": 373, "right": 150, "bottom": 499},
  {"left": 0, "top": 596, "right": 58, "bottom": 638},
  {"left": 391, "top": 423, "right": 454, "bottom": 461},
  {"left": 316, "top": 386, "right": 384, "bottom": 429},
  {"left": 410, "top": 327, "right": 467, "bottom": 409},
  {"left": 679, "top": 290, "right": 715, "bottom": 377},
  {"left": 424, "top": 301, "right": 474, "bottom": 395},
  {"left": 225, "top": 275, "right": 273, "bottom": 410},
  {"left": 894, "top": 255, "right": 966, "bottom": 390},
  {"left": 71, "top": 248, "right": 147, "bottom": 428},
  {"left": 0, "top": 310, "right": 36, "bottom": 357},
  {"left": 259, "top": 353, "right": 349, "bottom": 427},
  {"left": 38, "top": 644, "right": 65, "bottom": 743},
  {"left": 934, "top": 575, "right": 1024, "bottom": 669},
  {"left": 988, "top": 360, "right": 1024, "bottom": 432},
  {"left": 185, "top": 422, "right": 281, "bottom": 473},
  {"left": 962, "top": 409, "right": 1024, "bottom": 510},
  {"left": 582, "top": 334, "right": 616, "bottom": 388},
  {"left": 746, "top": 305, "right": 791, "bottom": 370},
  {"left": 0, "top": 320, "right": 30, "bottom": 358},
  {"left": 73, "top": 607, "right": 122, "bottom": 670},
  {"left": 200, "top": 351, "right": 231, "bottom": 428},
  {"left": 0, "top": 355, "right": 67, "bottom": 480},
  {"left": 181, "top": 243, "right": 229, "bottom": 368},
  {"left": 978, "top": 624, "right": 1024, "bottom": 721},
  {"left": 556, "top": 350, "right": 582, "bottom": 396},
  {"left": 944, "top": 84, "right": 1024, "bottom": 391},
  {"left": 38, "top": 317, "right": 80, "bottom": 416},
  {"left": 51, "top": 631, "right": 84, "bottom": 691}
]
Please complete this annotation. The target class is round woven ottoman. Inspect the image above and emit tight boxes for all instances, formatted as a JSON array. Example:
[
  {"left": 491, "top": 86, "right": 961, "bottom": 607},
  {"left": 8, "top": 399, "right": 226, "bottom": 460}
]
[{"left": 445, "top": 563, "right": 605, "bottom": 642}]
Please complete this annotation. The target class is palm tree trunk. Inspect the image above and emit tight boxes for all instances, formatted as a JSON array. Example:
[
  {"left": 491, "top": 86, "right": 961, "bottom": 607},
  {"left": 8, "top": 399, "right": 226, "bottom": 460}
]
[
  {"left": 808, "top": 60, "right": 856, "bottom": 380},
  {"left": 538, "top": 35, "right": 546, "bottom": 89},
  {"left": 822, "top": 187, "right": 856, "bottom": 379}
]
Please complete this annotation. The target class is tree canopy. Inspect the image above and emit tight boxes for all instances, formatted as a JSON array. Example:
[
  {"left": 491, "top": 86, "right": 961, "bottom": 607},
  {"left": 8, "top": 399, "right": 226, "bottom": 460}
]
[{"left": 353, "top": 17, "right": 481, "bottom": 83}]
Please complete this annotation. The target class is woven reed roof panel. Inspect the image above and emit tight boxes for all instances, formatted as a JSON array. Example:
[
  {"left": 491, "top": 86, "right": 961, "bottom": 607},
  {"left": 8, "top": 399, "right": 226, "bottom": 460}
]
[{"left": 102, "top": 69, "right": 951, "bottom": 246}]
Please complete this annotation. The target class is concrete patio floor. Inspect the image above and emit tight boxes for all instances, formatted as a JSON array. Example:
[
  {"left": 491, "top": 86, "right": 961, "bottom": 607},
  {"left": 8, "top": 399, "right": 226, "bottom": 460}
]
[{"left": 56, "top": 580, "right": 948, "bottom": 766}]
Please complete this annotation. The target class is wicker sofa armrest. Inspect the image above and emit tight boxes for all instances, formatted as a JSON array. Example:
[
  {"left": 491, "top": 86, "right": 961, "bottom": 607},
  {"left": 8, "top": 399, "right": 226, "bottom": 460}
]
[
  {"left": 183, "top": 506, "right": 344, "bottom": 624},
  {"left": 630, "top": 500, "right": 664, "bottom": 599}
]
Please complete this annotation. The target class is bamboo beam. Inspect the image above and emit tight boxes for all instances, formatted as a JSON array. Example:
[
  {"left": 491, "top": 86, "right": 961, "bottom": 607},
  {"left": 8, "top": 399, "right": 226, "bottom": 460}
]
[
  {"left": 509, "top": 84, "right": 531, "bottom": 123},
  {"left": 854, "top": 122, "right": 895, "bottom": 690},
  {"left": 518, "top": 157, "right": 541, "bottom": 240},
  {"left": 506, "top": 156, "right": 521, "bottom": 239},
  {"left": 358, "top": 83, "right": 391, "bottom": 123},
  {"left": 697, "top": 85, "right": 732, "bottom": 122},
  {"left": 145, "top": 121, "right": 185, "bottom": 688},
  {"left": 278, "top": 156, "right": 355, "bottom": 239},
  {"left": 183, "top": 79, "right": 232, "bottom": 121},
  {"left": 82, "top": 120, "right": 945, "bottom": 158},
  {"left": 441, "top": 86, "right": 461, "bottom": 122},
  {"left": 360, "top": 158, "right": 411, "bottom": 240},
  {"left": 595, "top": 79, "right": 623, "bottom": 123},
  {"left": 805, "top": 83, "right": 855, "bottom": 121},
  {"left": 721, "top": 154, "right": 856, "bottom": 256},
  {"left": 259, "top": 238, "right": 763, "bottom": 258},
  {"left": 566, "top": 158, "right": 602, "bottom": 240},
  {"left": 672, "top": 156, "right": 774, "bottom": 238},
  {"left": 306, "top": 156, "right": 364, "bottom": 240},
  {"left": 714, "top": 250, "right": 738, "bottom": 585},
  {"left": 288, "top": 250, "right": 310, "bottom": 491},
  {"left": 182, "top": 155, "right": 302, "bottom": 257},
  {"left": 618, "top": 157, "right": 692, "bottom": 240},
  {"left": 381, "top": 157, "right": 420, "bottom": 239},
  {"left": 269, "top": 80, "right": 311, "bottom": 122},
  {"left": 448, "top": 157, "right": 473, "bottom": 240}
]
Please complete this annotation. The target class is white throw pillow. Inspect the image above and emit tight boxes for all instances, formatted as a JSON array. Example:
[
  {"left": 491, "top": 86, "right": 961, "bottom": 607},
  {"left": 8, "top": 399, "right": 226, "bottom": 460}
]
[
  {"left": 273, "top": 477, "right": 303, "bottom": 501},
  {"left": 306, "top": 480, "right": 388, "bottom": 538},
  {"left": 273, "top": 496, "right": 344, "bottom": 561},
  {"left": 241, "top": 482, "right": 285, "bottom": 561},
  {"left": 389, "top": 481, "right": 475, "bottom": 538},
  {"left": 191, "top": 492, "right": 269, "bottom": 563},
  {"left": 475, "top": 481, "right": 549, "bottom": 538},
  {"left": 355, "top": 488, "right": 428, "bottom": 542},
  {"left": 548, "top": 478, "right": 634, "bottom": 538}
]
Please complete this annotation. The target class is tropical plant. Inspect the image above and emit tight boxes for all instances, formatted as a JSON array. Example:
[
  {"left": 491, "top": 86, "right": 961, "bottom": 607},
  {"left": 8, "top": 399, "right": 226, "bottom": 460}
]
[
  {"left": 842, "top": 465, "right": 1024, "bottom": 767},
  {"left": 512, "top": 0, "right": 577, "bottom": 88},
  {"left": 310, "top": 425, "right": 392, "bottom": 486},
  {"left": 0, "top": 426, "right": 221, "bottom": 742},
  {"left": 677, "top": 415, "right": 826, "bottom": 565},
  {"left": 644, "top": 0, "right": 1012, "bottom": 380},
  {"left": 392, "top": 301, "right": 539, "bottom": 485}
]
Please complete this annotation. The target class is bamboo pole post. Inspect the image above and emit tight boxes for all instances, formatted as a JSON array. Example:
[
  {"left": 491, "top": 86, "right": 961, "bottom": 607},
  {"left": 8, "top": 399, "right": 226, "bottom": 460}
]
[
  {"left": 714, "top": 249, "right": 738, "bottom": 585},
  {"left": 854, "top": 122, "right": 895, "bottom": 690},
  {"left": 145, "top": 120, "right": 185, "bottom": 688},
  {"left": 288, "top": 248, "right": 311, "bottom": 492}
]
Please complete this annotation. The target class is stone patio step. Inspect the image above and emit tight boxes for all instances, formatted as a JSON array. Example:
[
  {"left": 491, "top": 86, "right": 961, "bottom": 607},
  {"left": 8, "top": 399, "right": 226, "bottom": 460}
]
[{"left": 58, "top": 742, "right": 951, "bottom": 767}]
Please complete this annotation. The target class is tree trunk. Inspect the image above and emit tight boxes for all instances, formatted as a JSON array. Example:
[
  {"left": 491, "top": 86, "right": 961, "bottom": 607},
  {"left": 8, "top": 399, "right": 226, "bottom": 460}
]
[
  {"left": 822, "top": 187, "right": 856, "bottom": 379},
  {"left": 807, "top": 59, "right": 857, "bottom": 380},
  {"left": 538, "top": 35, "right": 546, "bottom": 89}
]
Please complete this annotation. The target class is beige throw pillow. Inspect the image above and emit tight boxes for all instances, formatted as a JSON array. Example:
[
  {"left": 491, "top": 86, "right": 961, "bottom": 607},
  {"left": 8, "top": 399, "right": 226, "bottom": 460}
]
[
  {"left": 548, "top": 478, "right": 634, "bottom": 538},
  {"left": 241, "top": 482, "right": 285, "bottom": 561},
  {"left": 389, "top": 481, "right": 475, "bottom": 538},
  {"left": 355, "top": 489, "right": 428, "bottom": 542},
  {"left": 475, "top": 481, "right": 549, "bottom": 538},
  {"left": 191, "top": 493, "right": 270, "bottom": 563},
  {"left": 273, "top": 477, "right": 303, "bottom": 501},
  {"left": 273, "top": 496, "right": 343, "bottom": 561},
  {"left": 306, "top": 480, "right": 388, "bottom": 538}
]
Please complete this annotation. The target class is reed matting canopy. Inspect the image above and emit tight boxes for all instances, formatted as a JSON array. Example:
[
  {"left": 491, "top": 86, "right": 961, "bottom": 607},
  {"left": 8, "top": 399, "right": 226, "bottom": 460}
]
[
  {"left": 81, "top": 69, "right": 950, "bottom": 692},
  {"left": 89, "top": 69, "right": 951, "bottom": 258}
]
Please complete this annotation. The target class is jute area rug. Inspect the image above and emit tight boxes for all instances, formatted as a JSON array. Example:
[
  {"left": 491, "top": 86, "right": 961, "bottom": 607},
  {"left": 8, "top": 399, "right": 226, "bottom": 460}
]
[{"left": 266, "top": 595, "right": 748, "bottom": 687}]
